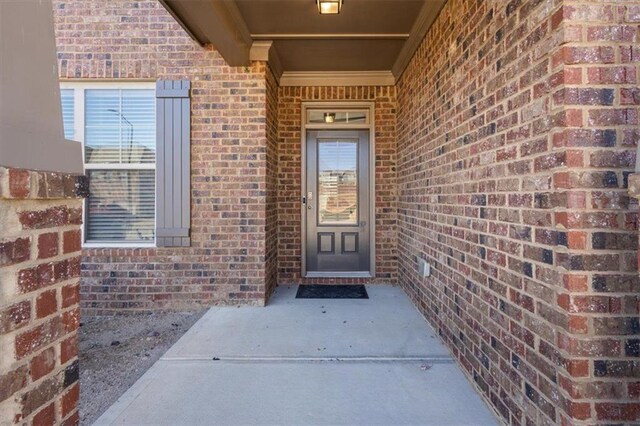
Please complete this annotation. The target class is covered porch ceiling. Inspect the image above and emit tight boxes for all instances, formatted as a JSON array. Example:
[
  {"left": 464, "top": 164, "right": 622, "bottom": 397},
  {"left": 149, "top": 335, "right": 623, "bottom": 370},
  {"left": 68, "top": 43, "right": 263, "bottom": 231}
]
[{"left": 158, "top": 0, "right": 447, "bottom": 85}]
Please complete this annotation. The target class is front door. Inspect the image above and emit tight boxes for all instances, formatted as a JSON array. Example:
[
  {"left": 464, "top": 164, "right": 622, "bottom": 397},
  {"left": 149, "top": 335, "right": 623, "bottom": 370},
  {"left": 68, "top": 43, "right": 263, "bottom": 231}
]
[{"left": 305, "top": 130, "right": 370, "bottom": 274}]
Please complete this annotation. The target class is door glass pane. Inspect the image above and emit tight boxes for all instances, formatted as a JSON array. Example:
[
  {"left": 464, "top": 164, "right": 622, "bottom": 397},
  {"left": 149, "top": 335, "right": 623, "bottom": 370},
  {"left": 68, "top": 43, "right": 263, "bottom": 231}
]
[
  {"left": 317, "top": 140, "right": 358, "bottom": 225},
  {"left": 346, "top": 111, "right": 367, "bottom": 123}
]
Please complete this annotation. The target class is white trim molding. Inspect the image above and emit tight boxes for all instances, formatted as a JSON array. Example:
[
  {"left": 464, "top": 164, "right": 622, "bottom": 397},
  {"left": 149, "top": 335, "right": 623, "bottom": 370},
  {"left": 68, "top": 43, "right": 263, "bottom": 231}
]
[
  {"left": 249, "top": 41, "right": 284, "bottom": 84},
  {"left": 280, "top": 71, "right": 395, "bottom": 87},
  {"left": 251, "top": 33, "right": 410, "bottom": 40},
  {"left": 59, "top": 81, "right": 158, "bottom": 249},
  {"left": 249, "top": 41, "right": 273, "bottom": 61}
]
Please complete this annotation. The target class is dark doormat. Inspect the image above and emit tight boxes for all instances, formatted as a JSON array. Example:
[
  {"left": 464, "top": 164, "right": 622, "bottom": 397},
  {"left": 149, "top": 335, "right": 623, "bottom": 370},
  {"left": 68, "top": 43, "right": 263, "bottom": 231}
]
[{"left": 296, "top": 285, "right": 368, "bottom": 299}]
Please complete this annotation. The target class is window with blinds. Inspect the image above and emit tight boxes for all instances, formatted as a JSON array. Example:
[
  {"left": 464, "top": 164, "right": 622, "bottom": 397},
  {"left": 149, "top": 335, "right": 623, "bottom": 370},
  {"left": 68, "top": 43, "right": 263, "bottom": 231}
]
[
  {"left": 60, "top": 84, "right": 156, "bottom": 245},
  {"left": 60, "top": 89, "right": 75, "bottom": 140}
]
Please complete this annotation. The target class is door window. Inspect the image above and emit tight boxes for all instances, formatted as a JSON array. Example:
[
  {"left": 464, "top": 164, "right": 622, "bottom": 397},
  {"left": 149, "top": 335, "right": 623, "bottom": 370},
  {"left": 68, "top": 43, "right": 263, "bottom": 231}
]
[{"left": 317, "top": 139, "right": 358, "bottom": 225}]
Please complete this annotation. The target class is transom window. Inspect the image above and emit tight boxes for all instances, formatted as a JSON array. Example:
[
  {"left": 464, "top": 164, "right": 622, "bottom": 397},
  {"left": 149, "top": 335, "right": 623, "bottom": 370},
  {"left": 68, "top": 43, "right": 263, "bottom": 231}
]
[
  {"left": 60, "top": 83, "right": 156, "bottom": 246},
  {"left": 306, "top": 109, "right": 369, "bottom": 125}
]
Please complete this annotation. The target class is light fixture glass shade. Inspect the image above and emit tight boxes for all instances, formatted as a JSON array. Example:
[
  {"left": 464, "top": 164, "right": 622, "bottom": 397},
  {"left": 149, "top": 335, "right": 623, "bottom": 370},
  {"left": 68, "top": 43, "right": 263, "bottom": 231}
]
[
  {"left": 324, "top": 113, "right": 336, "bottom": 123},
  {"left": 317, "top": 0, "right": 342, "bottom": 14}
]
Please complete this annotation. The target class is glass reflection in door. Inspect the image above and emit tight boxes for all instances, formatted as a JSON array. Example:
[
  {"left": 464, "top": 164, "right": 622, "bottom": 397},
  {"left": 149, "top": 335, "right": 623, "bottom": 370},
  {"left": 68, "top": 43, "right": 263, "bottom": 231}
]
[{"left": 317, "top": 139, "right": 358, "bottom": 225}]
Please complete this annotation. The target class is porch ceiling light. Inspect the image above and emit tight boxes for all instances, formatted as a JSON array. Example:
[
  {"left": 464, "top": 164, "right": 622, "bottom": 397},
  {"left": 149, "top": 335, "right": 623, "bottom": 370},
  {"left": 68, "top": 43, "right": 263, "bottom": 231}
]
[
  {"left": 324, "top": 112, "right": 336, "bottom": 123},
  {"left": 317, "top": 0, "right": 342, "bottom": 15}
]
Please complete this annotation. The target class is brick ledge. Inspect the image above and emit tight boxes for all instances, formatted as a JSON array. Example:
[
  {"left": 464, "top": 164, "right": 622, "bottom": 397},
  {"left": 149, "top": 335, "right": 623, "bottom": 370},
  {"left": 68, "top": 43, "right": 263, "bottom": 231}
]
[{"left": 0, "top": 166, "right": 88, "bottom": 200}]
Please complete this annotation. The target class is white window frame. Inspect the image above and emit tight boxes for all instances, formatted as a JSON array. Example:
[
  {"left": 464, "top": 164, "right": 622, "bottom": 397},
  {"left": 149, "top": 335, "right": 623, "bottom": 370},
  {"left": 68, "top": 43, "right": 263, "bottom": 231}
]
[{"left": 60, "top": 81, "right": 157, "bottom": 248}]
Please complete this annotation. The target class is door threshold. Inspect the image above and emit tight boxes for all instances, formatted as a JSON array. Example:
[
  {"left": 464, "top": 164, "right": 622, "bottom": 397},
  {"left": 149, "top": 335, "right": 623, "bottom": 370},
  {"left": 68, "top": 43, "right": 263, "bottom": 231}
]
[{"left": 304, "top": 271, "right": 373, "bottom": 279}]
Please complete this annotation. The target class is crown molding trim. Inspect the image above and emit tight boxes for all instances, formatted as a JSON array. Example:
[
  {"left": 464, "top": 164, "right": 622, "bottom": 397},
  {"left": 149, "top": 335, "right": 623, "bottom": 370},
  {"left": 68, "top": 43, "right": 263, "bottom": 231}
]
[
  {"left": 391, "top": 0, "right": 447, "bottom": 80},
  {"left": 249, "top": 41, "right": 272, "bottom": 61},
  {"left": 279, "top": 71, "right": 395, "bottom": 87},
  {"left": 251, "top": 33, "right": 410, "bottom": 40},
  {"left": 249, "top": 41, "right": 283, "bottom": 84}
]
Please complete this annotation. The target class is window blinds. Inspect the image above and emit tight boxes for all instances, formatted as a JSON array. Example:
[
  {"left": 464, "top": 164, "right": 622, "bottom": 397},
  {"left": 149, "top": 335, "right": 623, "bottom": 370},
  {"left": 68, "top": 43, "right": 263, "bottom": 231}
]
[
  {"left": 83, "top": 88, "right": 156, "bottom": 243},
  {"left": 60, "top": 89, "right": 75, "bottom": 140}
]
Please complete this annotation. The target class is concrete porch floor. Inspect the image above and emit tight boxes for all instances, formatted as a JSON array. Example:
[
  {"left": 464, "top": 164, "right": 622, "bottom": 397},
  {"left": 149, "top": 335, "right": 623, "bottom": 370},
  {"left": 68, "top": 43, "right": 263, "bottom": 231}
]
[{"left": 94, "top": 285, "right": 498, "bottom": 425}]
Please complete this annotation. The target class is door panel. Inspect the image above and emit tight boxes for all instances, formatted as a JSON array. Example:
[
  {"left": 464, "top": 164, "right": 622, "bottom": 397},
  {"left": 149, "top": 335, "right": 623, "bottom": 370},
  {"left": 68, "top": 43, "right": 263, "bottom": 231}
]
[{"left": 305, "top": 130, "right": 370, "bottom": 273}]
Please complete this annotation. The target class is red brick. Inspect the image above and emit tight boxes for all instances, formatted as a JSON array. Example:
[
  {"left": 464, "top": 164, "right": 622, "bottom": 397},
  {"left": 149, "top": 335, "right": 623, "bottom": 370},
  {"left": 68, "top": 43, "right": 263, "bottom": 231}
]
[
  {"left": 563, "top": 5, "right": 615, "bottom": 23},
  {"left": 19, "top": 206, "right": 69, "bottom": 230},
  {"left": 60, "top": 411, "right": 79, "bottom": 426},
  {"left": 15, "top": 316, "right": 63, "bottom": 359},
  {"left": 38, "top": 232, "right": 59, "bottom": 259},
  {"left": 566, "top": 401, "right": 591, "bottom": 420},
  {"left": 588, "top": 109, "right": 638, "bottom": 126},
  {"left": 587, "top": 25, "right": 637, "bottom": 42},
  {"left": 0, "top": 237, "right": 31, "bottom": 266},
  {"left": 61, "top": 283, "right": 79, "bottom": 309},
  {"left": 568, "top": 316, "right": 588, "bottom": 334},
  {"left": 567, "top": 232, "right": 587, "bottom": 250},
  {"left": 563, "top": 275, "right": 588, "bottom": 292},
  {"left": 0, "top": 300, "right": 31, "bottom": 334},
  {"left": 562, "top": 46, "right": 616, "bottom": 65},
  {"left": 61, "top": 383, "right": 79, "bottom": 419},
  {"left": 30, "top": 347, "right": 56, "bottom": 381},
  {"left": 36, "top": 289, "right": 58, "bottom": 319},
  {"left": 20, "top": 375, "right": 60, "bottom": 417},
  {"left": 1, "top": 166, "right": 83, "bottom": 423},
  {"left": 0, "top": 365, "right": 28, "bottom": 403},
  {"left": 9, "top": 169, "right": 31, "bottom": 198},
  {"left": 60, "top": 334, "right": 78, "bottom": 364},
  {"left": 62, "top": 230, "right": 81, "bottom": 254},
  {"left": 595, "top": 403, "right": 640, "bottom": 421},
  {"left": 628, "top": 6, "right": 640, "bottom": 22},
  {"left": 32, "top": 402, "right": 55, "bottom": 426},
  {"left": 18, "top": 263, "right": 54, "bottom": 293},
  {"left": 587, "top": 66, "right": 637, "bottom": 84},
  {"left": 62, "top": 308, "right": 80, "bottom": 333},
  {"left": 629, "top": 382, "right": 640, "bottom": 399}
]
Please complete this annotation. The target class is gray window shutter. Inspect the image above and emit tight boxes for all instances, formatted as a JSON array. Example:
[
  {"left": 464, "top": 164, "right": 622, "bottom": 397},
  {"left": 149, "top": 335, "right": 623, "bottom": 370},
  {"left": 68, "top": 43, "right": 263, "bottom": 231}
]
[{"left": 156, "top": 80, "right": 191, "bottom": 247}]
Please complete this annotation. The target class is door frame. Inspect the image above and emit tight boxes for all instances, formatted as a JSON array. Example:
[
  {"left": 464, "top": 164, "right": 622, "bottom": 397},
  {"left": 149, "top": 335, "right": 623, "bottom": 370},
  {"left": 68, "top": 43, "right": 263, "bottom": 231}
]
[{"left": 300, "top": 101, "right": 376, "bottom": 278}]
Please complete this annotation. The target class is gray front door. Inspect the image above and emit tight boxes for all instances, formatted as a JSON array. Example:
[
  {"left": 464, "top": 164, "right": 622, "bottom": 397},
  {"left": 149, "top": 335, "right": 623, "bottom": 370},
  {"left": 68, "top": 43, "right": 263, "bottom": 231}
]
[{"left": 305, "top": 130, "right": 370, "bottom": 273}]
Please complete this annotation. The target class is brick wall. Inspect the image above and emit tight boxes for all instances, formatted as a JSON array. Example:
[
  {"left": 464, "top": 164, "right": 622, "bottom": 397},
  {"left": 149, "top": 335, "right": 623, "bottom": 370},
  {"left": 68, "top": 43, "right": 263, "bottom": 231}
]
[
  {"left": 48, "top": 0, "right": 640, "bottom": 421},
  {"left": 0, "top": 166, "right": 87, "bottom": 425},
  {"left": 53, "top": 0, "right": 276, "bottom": 314},
  {"left": 277, "top": 86, "right": 398, "bottom": 284},
  {"left": 554, "top": 2, "right": 640, "bottom": 423},
  {"left": 265, "top": 65, "right": 279, "bottom": 299},
  {"left": 396, "top": 0, "right": 639, "bottom": 424}
]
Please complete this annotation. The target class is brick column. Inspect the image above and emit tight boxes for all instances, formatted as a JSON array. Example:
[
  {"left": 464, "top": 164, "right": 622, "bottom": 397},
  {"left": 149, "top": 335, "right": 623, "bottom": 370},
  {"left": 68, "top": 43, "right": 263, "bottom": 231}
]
[
  {"left": 629, "top": 173, "right": 640, "bottom": 264},
  {"left": 0, "top": 166, "right": 87, "bottom": 425},
  {"left": 395, "top": 0, "right": 640, "bottom": 423},
  {"left": 552, "top": 1, "right": 640, "bottom": 423}
]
